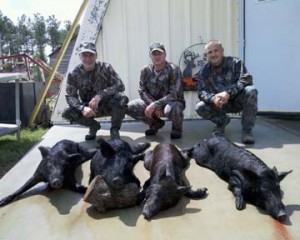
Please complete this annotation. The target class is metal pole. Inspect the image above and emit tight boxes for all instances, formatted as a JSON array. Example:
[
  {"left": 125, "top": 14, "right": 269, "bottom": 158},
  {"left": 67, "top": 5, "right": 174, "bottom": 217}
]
[{"left": 28, "top": 0, "right": 89, "bottom": 127}]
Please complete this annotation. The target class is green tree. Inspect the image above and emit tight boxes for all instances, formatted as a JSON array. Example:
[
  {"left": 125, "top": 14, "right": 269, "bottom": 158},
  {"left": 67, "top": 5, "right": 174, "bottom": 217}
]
[
  {"left": 0, "top": 11, "right": 16, "bottom": 55},
  {"left": 15, "top": 15, "right": 34, "bottom": 55},
  {"left": 47, "top": 15, "right": 61, "bottom": 52},
  {"left": 32, "top": 13, "right": 48, "bottom": 62}
]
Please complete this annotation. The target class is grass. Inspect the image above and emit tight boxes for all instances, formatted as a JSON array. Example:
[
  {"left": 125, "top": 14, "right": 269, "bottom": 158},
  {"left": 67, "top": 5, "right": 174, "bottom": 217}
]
[{"left": 0, "top": 127, "right": 48, "bottom": 179}]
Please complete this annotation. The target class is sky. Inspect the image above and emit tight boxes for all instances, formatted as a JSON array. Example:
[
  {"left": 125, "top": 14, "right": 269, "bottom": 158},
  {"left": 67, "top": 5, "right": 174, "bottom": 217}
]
[{"left": 0, "top": 0, "right": 84, "bottom": 25}]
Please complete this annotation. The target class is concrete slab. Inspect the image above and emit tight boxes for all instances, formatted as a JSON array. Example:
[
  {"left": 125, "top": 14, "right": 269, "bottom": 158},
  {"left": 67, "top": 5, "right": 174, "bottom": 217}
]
[{"left": 0, "top": 117, "right": 299, "bottom": 240}]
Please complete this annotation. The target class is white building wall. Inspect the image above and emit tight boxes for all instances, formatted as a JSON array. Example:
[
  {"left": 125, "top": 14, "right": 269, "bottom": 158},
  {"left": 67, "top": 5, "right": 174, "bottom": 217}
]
[
  {"left": 245, "top": 0, "right": 300, "bottom": 112},
  {"left": 98, "top": 0, "right": 239, "bottom": 118},
  {"left": 52, "top": 0, "right": 239, "bottom": 123}
]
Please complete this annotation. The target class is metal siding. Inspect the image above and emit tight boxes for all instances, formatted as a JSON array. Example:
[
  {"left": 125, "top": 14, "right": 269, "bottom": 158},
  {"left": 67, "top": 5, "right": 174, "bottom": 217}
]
[
  {"left": 245, "top": 0, "right": 300, "bottom": 112},
  {"left": 100, "top": 0, "right": 239, "bottom": 118},
  {"left": 52, "top": 0, "right": 239, "bottom": 122}
]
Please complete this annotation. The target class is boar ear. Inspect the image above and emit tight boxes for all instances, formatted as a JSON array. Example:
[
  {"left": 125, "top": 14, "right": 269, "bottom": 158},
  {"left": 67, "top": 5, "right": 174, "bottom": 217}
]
[
  {"left": 181, "top": 148, "right": 193, "bottom": 158},
  {"left": 277, "top": 169, "right": 292, "bottom": 182},
  {"left": 67, "top": 153, "right": 82, "bottom": 161},
  {"left": 131, "top": 153, "right": 145, "bottom": 163},
  {"left": 144, "top": 150, "right": 153, "bottom": 170},
  {"left": 97, "top": 139, "right": 115, "bottom": 158},
  {"left": 38, "top": 146, "right": 51, "bottom": 158},
  {"left": 130, "top": 142, "right": 151, "bottom": 154},
  {"left": 177, "top": 186, "right": 191, "bottom": 195}
]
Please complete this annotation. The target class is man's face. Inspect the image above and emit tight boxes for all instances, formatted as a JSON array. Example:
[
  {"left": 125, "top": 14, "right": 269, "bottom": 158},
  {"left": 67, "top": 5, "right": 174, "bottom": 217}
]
[
  {"left": 205, "top": 43, "right": 224, "bottom": 66},
  {"left": 150, "top": 50, "right": 166, "bottom": 67},
  {"left": 80, "top": 52, "right": 97, "bottom": 71}
]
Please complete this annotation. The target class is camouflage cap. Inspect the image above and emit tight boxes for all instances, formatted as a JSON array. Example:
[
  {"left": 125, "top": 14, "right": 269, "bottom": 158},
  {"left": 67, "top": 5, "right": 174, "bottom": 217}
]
[
  {"left": 149, "top": 42, "right": 165, "bottom": 53},
  {"left": 79, "top": 42, "right": 97, "bottom": 54}
]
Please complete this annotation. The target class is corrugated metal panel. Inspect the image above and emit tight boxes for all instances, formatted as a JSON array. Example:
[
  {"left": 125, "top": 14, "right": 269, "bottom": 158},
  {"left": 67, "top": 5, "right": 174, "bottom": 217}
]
[
  {"left": 52, "top": 0, "right": 239, "bottom": 123},
  {"left": 98, "top": 0, "right": 239, "bottom": 118}
]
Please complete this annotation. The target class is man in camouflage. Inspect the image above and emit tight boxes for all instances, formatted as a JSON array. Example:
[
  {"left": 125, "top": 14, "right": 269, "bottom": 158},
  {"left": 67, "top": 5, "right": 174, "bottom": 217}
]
[
  {"left": 195, "top": 40, "right": 258, "bottom": 144},
  {"left": 127, "top": 42, "right": 185, "bottom": 139},
  {"left": 62, "top": 42, "right": 128, "bottom": 140}
]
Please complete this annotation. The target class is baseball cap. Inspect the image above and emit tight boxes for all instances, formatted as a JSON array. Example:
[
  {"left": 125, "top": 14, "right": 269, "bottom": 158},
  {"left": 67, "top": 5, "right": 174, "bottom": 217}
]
[
  {"left": 149, "top": 42, "right": 165, "bottom": 53},
  {"left": 79, "top": 42, "right": 97, "bottom": 54}
]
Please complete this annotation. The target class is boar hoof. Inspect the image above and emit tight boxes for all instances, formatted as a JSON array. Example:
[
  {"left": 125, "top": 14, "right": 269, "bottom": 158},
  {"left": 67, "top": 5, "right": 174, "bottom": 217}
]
[
  {"left": 276, "top": 209, "right": 287, "bottom": 222},
  {"left": 50, "top": 179, "right": 63, "bottom": 189},
  {"left": 235, "top": 195, "right": 245, "bottom": 210}
]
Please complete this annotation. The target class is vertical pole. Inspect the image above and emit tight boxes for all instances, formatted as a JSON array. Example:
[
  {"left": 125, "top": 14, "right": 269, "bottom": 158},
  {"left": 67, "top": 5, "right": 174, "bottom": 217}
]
[{"left": 28, "top": 0, "right": 89, "bottom": 127}]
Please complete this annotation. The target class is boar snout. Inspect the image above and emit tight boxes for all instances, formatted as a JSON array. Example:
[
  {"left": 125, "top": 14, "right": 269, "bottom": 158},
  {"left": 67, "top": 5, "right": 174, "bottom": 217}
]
[
  {"left": 112, "top": 177, "right": 124, "bottom": 189},
  {"left": 275, "top": 209, "right": 287, "bottom": 222},
  {"left": 50, "top": 178, "right": 63, "bottom": 189}
]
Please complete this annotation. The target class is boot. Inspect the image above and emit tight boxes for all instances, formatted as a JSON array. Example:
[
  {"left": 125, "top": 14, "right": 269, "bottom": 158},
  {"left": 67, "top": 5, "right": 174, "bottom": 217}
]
[
  {"left": 242, "top": 129, "right": 255, "bottom": 144},
  {"left": 110, "top": 127, "right": 120, "bottom": 139},
  {"left": 145, "top": 119, "right": 165, "bottom": 136},
  {"left": 170, "top": 115, "right": 183, "bottom": 139},
  {"left": 85, "top": 122, "right": 101, "bottom": 141},
  {"left": 170, "top": 130, "right": 182, "bottom": 139},
  {"left": 213, "top": 117, "right": 230, "bottom": 134}
]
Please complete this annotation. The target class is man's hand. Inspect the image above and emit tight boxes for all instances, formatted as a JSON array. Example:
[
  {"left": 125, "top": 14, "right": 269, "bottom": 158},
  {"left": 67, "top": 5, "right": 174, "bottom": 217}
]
[
  {"left": 82, "top": 106, "right": 96, "bottom": 118},
  {"left": 145, "top": 102, "right": 163, "bottom": 119},
  {"left": 145, "top": 102, "right": 156, "bottom": 118},
  {"left": 214, "top": 91, "right": 230, "bottom": 109},
  {"left": 89, "top": 95, "right": 101, "bottom": 112}
]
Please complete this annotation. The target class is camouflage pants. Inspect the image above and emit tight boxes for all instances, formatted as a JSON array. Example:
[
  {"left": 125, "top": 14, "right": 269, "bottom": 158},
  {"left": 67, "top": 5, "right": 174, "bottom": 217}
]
[
  {"left": 62, "top": 93, "right": 128, "bottom": 130},
  {"left": 195, "top": 86, "right": 258, "bottom": 130},
  {"left": 127, "top": 98, "right": 185, "bottom": 132}
]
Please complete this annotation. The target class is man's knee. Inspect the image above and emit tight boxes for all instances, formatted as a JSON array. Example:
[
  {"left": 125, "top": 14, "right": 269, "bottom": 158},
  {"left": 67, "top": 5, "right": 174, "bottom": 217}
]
[
  {"left": 113, "top": 93, "right": 129, "bottom": 109},
  {"left": 165, "top": 101, "right": 184, "bottom": 118},
  {"left": 62, "top": 108, "right": 82, "bottom": 122},
  {"left": 243, "top": 86, "right": 258, "bottom": 106},
  {"left": 195, "top": 101, "right": 209, "bottom": 117}
]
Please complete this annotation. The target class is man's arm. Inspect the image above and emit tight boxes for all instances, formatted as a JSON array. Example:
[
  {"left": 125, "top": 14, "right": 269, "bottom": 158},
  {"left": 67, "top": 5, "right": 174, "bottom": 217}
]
[
  {"left": 96, "top": 63, "right": 125, "bottom": 99},
  {"left": 139, "top": 67, "right": 156, "bottom": 105},
  {"left": 154, "top": 64, "right": 184, "bottom": 108},
  {"left": 65, "top": 71, "right": 85, "bottom": 111},
  {"left": 197, "top": 68, "right": 215, "bottom": 104},
  {"left": 225, "top": 58, "right": 253, "bottom": 97}
]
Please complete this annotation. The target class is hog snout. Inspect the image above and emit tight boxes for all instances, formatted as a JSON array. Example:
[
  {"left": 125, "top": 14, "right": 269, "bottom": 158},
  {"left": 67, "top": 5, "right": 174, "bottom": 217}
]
[
  {"left": 142, "top": 204, "right": 157, "bottom": 220},
  {"left": 275, "top": 209, "right": 287, "bottom": 222},
  {"left": 112, "top": 177, "right": 124, "bottom": 189},
  {"left": 50, "top": 178, "right": 63, "bottom": 189}
]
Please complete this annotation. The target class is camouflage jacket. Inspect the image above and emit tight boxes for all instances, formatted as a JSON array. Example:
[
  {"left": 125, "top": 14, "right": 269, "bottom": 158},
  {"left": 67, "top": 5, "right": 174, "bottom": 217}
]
[
  {"left": 138, "top": 61, "right": 185, "bottom": 108},
  {"left": 198, "top": 56, "right": 253, "bottom": 104},
  {"left": 65, "top": 61, "right": 125, "bottom": 111}
]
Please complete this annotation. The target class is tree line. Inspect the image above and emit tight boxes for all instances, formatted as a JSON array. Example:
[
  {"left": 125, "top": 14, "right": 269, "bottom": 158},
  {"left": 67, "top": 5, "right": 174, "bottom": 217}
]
[{"left": 0, "top": 10, "right": 79, "bottom": 63}]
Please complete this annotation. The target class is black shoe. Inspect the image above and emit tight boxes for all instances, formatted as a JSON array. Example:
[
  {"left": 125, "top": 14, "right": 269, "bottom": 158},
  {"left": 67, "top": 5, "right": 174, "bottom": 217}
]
[
  {"left": 85, "top": 134, "right": 96, "bottom": 141},
  {"left": 145, "top": 119, "right": 165, "bottom": 136},
  {"left": 213, "top": 118, "right": 231, "bottom": 134},
  {"left": 170, "top": 130, "right": 182, "bottom": 139},
  {"left": 85, "top": 123, "right": 101, "bottom": 141},
  {"left": 242, "top": 129, "right": 255, "bottom": 144},
  {"left": 110, "top": 128, "right": 120, "bottom": 139}
]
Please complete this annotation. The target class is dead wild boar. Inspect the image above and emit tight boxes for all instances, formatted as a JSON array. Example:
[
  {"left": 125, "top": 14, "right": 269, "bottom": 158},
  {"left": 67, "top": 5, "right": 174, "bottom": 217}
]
[
  {"left": 139, "top": 143, "right": 207, "bottom": 220},
  {"left": 185, "top": 132, "right": 292, "bottom": 221},
  {"left": 0, "top": 139, "right": 96, "bottom": 207},
  {"left": 83, "top": 138, "right": 150, "bottom": 212}
]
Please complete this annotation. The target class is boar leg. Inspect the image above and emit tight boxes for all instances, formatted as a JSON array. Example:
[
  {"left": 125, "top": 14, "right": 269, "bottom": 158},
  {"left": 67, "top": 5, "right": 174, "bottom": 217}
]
[
  {"left": 137, "top": 179, "right": 151, "bottom": 205},
  {"left": 185, "top": 188, "right": 208, "bottom": 199},
  {"left": 228, "top": 174, "right": 245, "bottom": 210},
  {"left": 69, "top": 183, "right": 87, "bottom": 194},
  {"left": 64, "top": 172, "right": 87, "bottom": 194},
  {"left": 179, "top": 171, "right": 207, "bottom": 199},
  {"left": 0, "top": 175, "right": 42, "bottom": 207}
]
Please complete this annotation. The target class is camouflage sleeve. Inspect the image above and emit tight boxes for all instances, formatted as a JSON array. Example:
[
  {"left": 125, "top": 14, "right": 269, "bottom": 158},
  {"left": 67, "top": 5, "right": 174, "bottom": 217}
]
[
  {"left": 154, "top": 64, "right": 183, "bottom": 108},
  {"left": 65, "top": 71, "right": 84, "bottom": 111},
  {"left": 139, "top": 67, "right": 156, "bottom": 105},
  {"left": 197, "top": 68, "right": 215, "bottom": 104},
  {"left": 97, "top": 63, "right": 125, "bottom": 99},
  {"left": 226, "top": 59, "right": 253, "bottom": 97}
]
